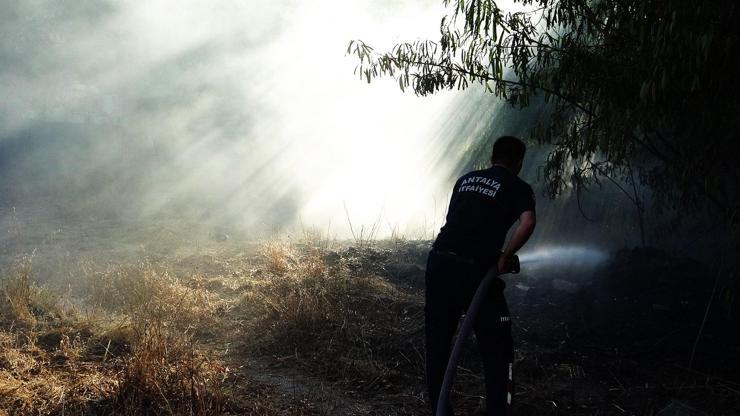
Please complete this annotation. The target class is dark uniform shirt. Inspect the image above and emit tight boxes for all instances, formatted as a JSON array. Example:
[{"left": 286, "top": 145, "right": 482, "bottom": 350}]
[{"left": 433, "top": 165, "right": 535, "bottom": 264}]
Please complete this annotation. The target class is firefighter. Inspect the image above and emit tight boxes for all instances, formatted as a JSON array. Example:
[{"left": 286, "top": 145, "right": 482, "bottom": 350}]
[{"left": 425, "top": 136, "right": 537, "bottom": 415}]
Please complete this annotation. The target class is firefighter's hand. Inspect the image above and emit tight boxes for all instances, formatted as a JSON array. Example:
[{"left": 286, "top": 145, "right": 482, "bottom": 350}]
[{"left": 497, "top": 254, "right": 511, "bottom": 275}]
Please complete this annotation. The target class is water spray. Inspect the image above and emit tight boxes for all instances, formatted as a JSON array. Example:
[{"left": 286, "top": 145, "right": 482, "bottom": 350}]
[
  {"left": 517, "top": 246, "right": 608, "bottom": 269},
  {"left": 436, "top": 255, "right": 519, "bottom": 416}
]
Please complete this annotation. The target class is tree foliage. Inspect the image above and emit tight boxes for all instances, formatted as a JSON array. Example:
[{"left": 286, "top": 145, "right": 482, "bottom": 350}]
[{"left": 349, "top": 0, "right": 740, "bottom": 223}]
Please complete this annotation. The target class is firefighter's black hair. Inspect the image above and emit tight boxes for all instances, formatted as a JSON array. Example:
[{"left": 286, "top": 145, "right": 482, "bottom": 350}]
[{"left": 490, "top": 135, "right": 526, "bottom": 166}]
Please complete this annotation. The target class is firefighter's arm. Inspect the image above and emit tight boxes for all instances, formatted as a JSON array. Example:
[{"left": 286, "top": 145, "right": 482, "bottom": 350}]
[{"left": 498, "top": 210, "right": 536, "bottom": 274}]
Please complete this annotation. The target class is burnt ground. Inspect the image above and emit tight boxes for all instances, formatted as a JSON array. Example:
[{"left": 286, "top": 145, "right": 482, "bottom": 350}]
[
  {"left": 331, "top": 243, "right": 740, "bottom": 415},
  {"left": 505, "top": 247, "right": 740, "bottom": 415}
]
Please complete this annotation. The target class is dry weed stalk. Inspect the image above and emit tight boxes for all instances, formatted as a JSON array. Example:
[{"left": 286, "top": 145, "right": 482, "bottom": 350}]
[
  {"left": 260, "top": 240, "right": 296, "bottom": 275},
  {"left": 115, "top": 321, "right": 226, "bottom": 415},
  {"left": 0, "top": 259, "right": 35, "bottom": 326},
  {"left": 1, "top": 254, "right": 61, "bottom": 328}
]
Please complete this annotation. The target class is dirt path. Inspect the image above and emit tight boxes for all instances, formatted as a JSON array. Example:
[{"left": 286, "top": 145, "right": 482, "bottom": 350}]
[{"left": 201, "top": 321, "right": 389, "bottom": 416}]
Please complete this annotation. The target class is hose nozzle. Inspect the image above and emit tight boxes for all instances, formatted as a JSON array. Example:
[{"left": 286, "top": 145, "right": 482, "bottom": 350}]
[{"left": 502, "top": 254, "right": 520, "bottom": 274}]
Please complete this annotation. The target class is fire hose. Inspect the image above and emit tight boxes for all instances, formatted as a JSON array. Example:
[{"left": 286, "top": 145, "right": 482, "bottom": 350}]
[{"left": 436, "top": 255, "right": 520, "bottom": 416}]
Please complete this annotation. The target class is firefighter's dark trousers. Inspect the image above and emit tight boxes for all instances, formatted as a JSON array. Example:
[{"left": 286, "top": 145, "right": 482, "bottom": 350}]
[{"left": 424, "top": 249, "right": 513, "bottom": 416}]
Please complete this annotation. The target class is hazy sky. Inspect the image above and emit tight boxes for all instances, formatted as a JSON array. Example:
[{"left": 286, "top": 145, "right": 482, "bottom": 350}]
[{"left": 0, "top": 0, "right": 513, "bottom": 238}]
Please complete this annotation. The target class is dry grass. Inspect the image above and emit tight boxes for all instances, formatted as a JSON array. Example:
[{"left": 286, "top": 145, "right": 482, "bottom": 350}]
[
  {"left": 0, "top": 255, "right": 61, "bottom": 328},
  {"left": 114, "top": 322, "right": 226, "bottom": 415},
  {"left": 242, "top": 241, "right": 426, "bottom": 393},
  {"left": 0, "top": 259, "right": 116, "bottom": 414},
  {"left": 260, "top": 240, "right": 297, "bottom": 276},
  {"left": 66, "top": 259, "right": 225, "bottom": 337},
  {"left": 0, "top": 224, "right": 448, "bottom": 415},
  {"left": 0, "top": 220, "right": 434, "bottom": 415},
  {"left": 0, "top": 253, "right": 229, "bottom": 415},
  {"left": 0, "top": 326, "right": 119, "bottom": 415}
]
